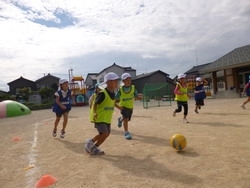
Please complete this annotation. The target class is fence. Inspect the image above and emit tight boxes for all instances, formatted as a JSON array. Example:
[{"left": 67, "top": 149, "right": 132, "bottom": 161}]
[{"left": 142, "top": 83, "right": 173, "bottom": 109}]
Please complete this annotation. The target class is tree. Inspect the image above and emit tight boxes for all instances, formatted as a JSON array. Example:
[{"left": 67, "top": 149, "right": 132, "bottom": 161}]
[
  {"left": 16, "top": 87, "right": 30, "bottom": 102},
  {"left": 39, "top": 87, "right": 55, "bottom": 103}
]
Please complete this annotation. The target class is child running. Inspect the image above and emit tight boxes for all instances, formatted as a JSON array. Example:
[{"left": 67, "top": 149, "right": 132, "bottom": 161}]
[
  {"left": 52, "top": 78, "right": 72, "bottom": 138},
  {"left": 116, "top": 73, "right": 141, "bottom": 140},
  {"left": 85, "top": 72, "right": 121, "bottom": 155},
  {"left": 240, "top": 78, "right": 250, "bottom": 109},
  {"left": 194, "top": 77, "right": 208, "bottom": 113},
  {"left": 172, "top": 73, "right": 190, "bottom": 123}
]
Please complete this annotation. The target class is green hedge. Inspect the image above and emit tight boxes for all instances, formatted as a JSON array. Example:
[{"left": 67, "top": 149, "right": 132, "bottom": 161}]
[{"left": 23, "top": 102, "right": 54, "bottom": 111}]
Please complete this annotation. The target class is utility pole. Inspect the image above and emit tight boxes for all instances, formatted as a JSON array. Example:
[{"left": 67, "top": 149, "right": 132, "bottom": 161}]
[
  {"left": 68, "top": 68, "right": 73, "bottom": 82},
  {"left": 196, "top": 50, "right": 199, "bottom": 66}
]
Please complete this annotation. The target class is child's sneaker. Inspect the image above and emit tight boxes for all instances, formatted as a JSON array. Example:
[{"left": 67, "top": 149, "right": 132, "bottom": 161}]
[
  {"left": 52, "top": 129, "right": 57, "bottom": 137},
  {"left": 85, "top": 139, "right": 94, "bottom": 153},
  {"left": 90, "top": 145, "right": 105, "bottom": 155},
  {"left": 172, "top": 110, "right": 176, "bottom": 117},
  {"left": 194, "top": 110, "right": 199, "bottom": 114},
  {"left": 118, "top": 117, "right": 123, "bottom": 128},
  {"left": 124, "top": 131, "right": 132, "bottom": 140},
  {"left": 60, "top": 130, "right": 65, "bottom": 138},
  {"left": 183, "top": 119, "right": 189, "bottom": 123},
  {"left": 240, "top": 104, "right": 246, "bottom": 109}
]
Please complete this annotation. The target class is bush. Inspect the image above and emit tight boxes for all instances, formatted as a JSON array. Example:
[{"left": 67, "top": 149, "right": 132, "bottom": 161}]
[{"left": 23, "top": 101, "right": 54, "bottom": 111}]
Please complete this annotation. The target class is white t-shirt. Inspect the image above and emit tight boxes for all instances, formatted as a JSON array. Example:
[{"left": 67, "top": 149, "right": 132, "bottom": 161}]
[{"left": 55, "top": 90, "right": 69, "bottom": 98}]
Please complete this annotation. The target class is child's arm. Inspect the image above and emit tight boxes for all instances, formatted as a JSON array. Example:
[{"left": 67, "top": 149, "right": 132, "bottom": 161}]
[
  {"left": 134, "top": 89, "right": 142, "bottom": 100},
  {"left": 242, "top": 82, "right": 250, "bottom": 93},
  {"left": 194, "top": 88, "right": 200, "bottom": 94},
  {"left": 174, "top": 84, "right": 182, "bottom": 95},
  {"left": 194, "top": 86, "right": 203, "bottom": 94},
  {"left": 115, "top": 103, "right": 123, "bottom": 110},
  {"left": 202, "top": 78, "right": 208, "bottom": 85},
  {"left": 55, "top": 95, "right": 66, "bottom": 110},
  {"left": 88, "top": 94, "right": 94, "bottom": 109}
]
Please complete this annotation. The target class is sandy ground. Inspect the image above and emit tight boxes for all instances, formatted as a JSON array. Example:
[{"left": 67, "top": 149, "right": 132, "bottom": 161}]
[{"left": 1, "top": 98, "right": 250, "bottom": 188}]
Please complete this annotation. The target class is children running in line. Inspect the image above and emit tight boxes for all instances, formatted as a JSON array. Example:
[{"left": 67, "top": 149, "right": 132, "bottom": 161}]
[
  {"left": 52, "top": 78, "right": 72, "bottom": 138},
  {"left": 172, "top": 73, "right": 190, "bottom": 123},
  {"left": 85, "top": 72, "right": 121, "bottom": 155},
  {"left": 240, "top": 78, "right": 250, "bottom": 109},
  {"left": 115, "top": 73, "right": 141, "bottom": 140},
  {"left": 194, "top": 77, "right": 208, "bottom": 113}
]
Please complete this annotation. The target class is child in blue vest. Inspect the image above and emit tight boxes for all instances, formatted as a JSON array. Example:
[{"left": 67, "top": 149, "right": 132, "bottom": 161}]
[
  {"left": 194, "top": 77, "right": 208, "bottom": 113},
  {"left": 85, "top": 72, "right": 121, "bottom": 155},
  {"left": 52, "top": 78, "right": 72, "bottom": 138}
]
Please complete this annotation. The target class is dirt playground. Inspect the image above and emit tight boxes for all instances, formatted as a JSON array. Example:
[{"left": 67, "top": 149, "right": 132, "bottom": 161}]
[{"left": 0, "top": 98, "right": 250, "bottom": 188}]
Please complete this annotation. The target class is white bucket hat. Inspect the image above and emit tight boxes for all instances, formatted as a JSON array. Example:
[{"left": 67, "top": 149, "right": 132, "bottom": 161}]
[
  {"left": 104, "top": 72, "right": 120, "bottom": 83},
  {"left": 59, "top": 78, "right": 68, "bottom": 85},
  {"left": 178, "top": 73, "right": 186, "bottom": 79},
  {"left": 121, "top": 73, "right": 131, "bottom": 80},
  {"left": 196, "top": 77, "right": 202, "bottom": 82}
]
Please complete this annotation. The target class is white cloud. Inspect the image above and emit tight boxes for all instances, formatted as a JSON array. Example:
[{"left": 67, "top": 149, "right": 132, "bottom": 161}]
[{"left": 0, "top": 0, "right": 250, "bottom": 91}]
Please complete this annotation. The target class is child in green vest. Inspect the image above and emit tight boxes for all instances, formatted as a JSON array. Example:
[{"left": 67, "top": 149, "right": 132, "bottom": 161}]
[
  {"left": 85, "top": 72, "right": 121, "bottom": 155},
  {"left": 116, "top": 73, "right": 141, "bottom": 140},
  {"left": 172, "top": 73, "right": 190, "bottom": 123}
]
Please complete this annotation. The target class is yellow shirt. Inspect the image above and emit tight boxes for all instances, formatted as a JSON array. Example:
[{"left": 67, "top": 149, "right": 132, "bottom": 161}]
[{"left": 174, "top": 83, "right": 189, "bottom": 102}]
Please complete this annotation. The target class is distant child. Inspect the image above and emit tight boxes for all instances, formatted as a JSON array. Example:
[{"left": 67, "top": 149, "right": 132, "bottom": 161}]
[
  {"left": 88, "top": 84, "right": 102, "bottom": 109},
  {"left": 172, "top": 73, "right": 190, "bottom": 123},
  {"left": 116, "top": 73, "right": 141, "bottom": 140},
  {"left": 85, "top": 72, "right": 121, "bottom": 155},
  {"left": 52, "top": 78, "right": 72, "bottom": 138},
  {"left": 240, "top": 79, "right": 250, "bottom": 109},
  {"left": 194, "top": 77, "right": 208, "bottom": 113}
]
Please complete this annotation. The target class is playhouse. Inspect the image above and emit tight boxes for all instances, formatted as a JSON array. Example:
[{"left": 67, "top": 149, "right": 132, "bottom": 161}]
[{"left": 69, "top": 76, "right": 86, "bottom": 106}]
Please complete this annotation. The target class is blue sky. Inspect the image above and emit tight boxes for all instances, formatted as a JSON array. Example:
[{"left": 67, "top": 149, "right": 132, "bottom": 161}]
[{"left": 0, "top": 0, "right": 250, "bottom": 91}]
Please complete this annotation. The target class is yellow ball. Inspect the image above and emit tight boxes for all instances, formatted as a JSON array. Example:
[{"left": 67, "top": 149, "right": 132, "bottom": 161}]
[{"left": 170, "top": 134, "right": 186, "bottom": 151}]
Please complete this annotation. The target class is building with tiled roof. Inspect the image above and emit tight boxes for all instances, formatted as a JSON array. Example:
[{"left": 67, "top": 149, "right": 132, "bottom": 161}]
[{"left": 201, "top": 44, "right": 250, "bottom": 96}]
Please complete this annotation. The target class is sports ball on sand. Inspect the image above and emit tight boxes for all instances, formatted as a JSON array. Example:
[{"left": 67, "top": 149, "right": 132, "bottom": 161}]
[{"left": 170, "top": 134, "right": 186, "bottom": 151}]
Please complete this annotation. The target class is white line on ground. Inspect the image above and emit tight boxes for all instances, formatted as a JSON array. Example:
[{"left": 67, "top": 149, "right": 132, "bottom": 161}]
[{"left": 25, "top": 123, "right": 39, "bottom": 188}]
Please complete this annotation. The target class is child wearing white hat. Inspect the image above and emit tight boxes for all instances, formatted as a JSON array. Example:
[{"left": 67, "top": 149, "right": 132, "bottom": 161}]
[
  {"left": 85, "top": 72, "right": 121, "bottom": 155},
  {"left": 52, "top": 78, "right": 72, "bottom": 138},
  {"left": 194, "top": 77, "right": 208, "bottom": 113},
  {"left": 115, "top": 73, "right": 141, "bottom": 140},
  {"left": 172, "top": 74, "right": 190, "bottom": 123}
]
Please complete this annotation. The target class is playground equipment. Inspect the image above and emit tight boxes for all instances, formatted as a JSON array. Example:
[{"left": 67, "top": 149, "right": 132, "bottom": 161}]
[
  {"left": 0, "top": 100, "right": 31, "bottom": 118},
  {"left": 70, "top": 76, "right": 86, "bottom": 106}
]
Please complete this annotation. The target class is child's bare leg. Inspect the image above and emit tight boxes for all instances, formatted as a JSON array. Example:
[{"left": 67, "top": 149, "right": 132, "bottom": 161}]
[
  {"left": 93, "top": 133, "right": 110, "bottom": 146},
  {"left": 54, "top": 116, "right": 61, "bottom": 130},
  {"left": 62, "top": 112, "right": 69, "bottom": 132},
  {"left": 195, "top": 105, "right": 198, "bottom": 110},
  {"left": 123, "top": 118, "right": 129, "bottom": 132},
  {"left": 243, "top": 97, "right": 250, "bottom": 105}
]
